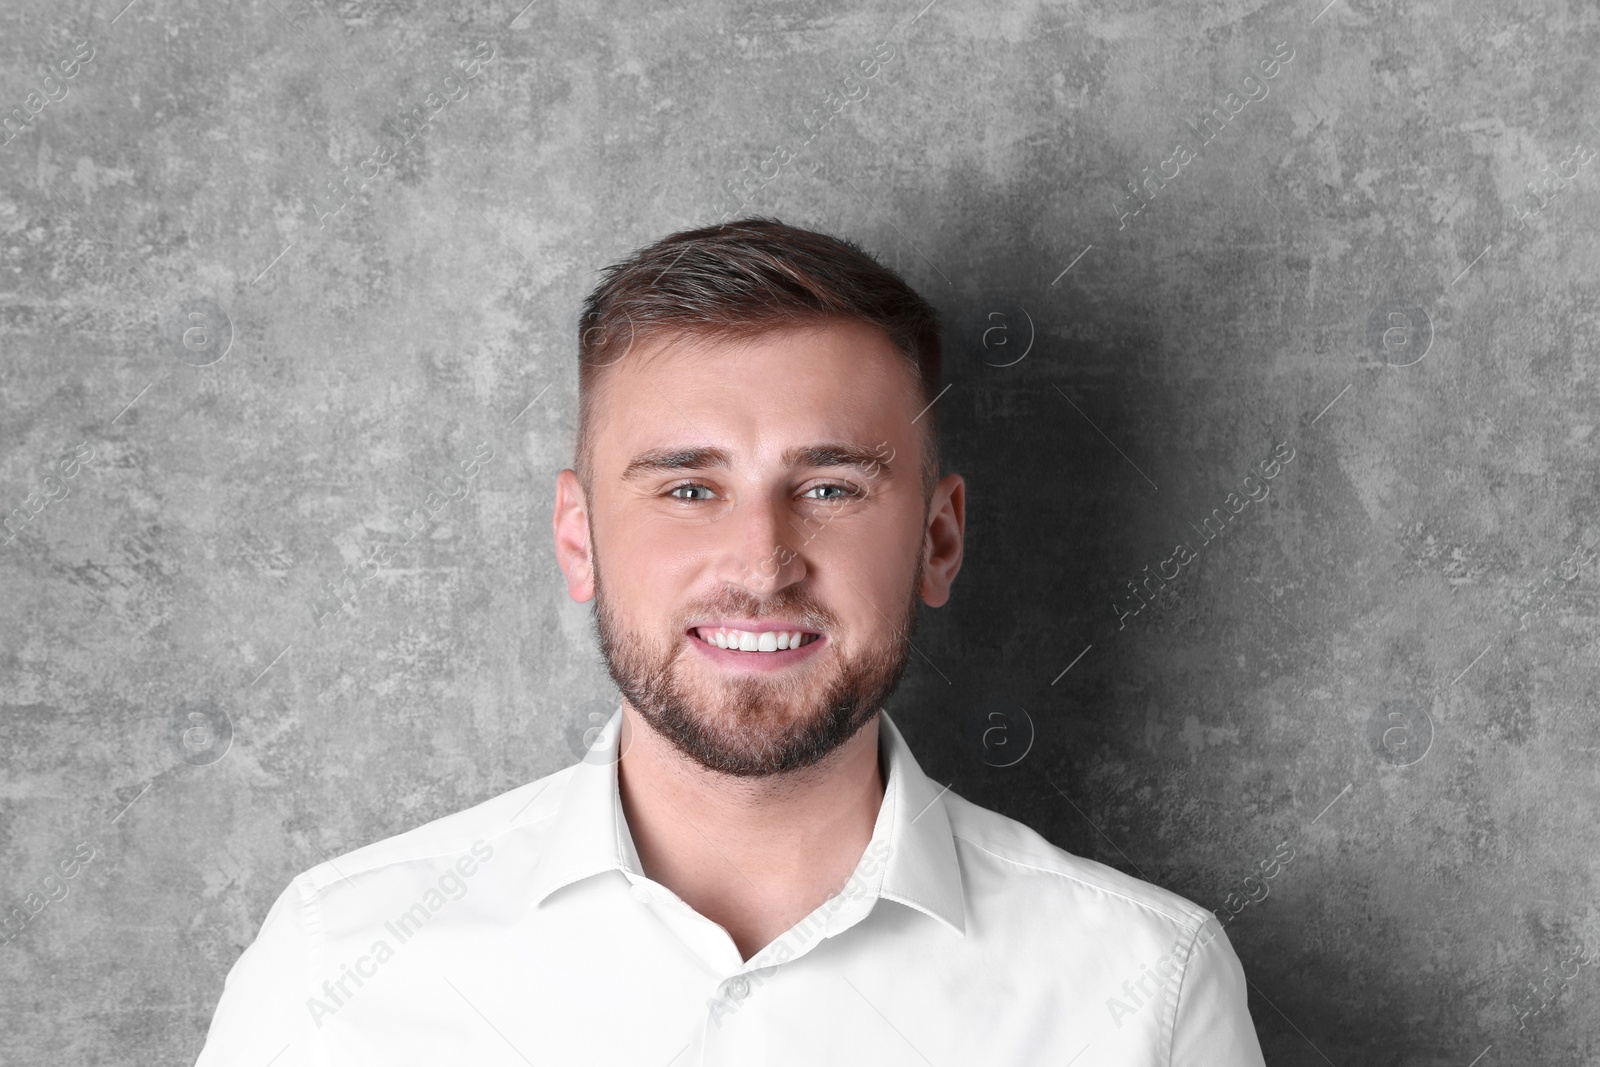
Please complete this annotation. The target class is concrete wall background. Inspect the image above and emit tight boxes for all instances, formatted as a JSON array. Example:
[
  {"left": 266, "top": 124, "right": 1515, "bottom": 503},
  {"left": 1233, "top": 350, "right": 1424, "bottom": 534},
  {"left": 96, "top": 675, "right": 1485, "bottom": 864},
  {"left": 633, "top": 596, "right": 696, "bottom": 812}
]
[{"left": 2, "top": 0, "right": 1597, "bottom": 1062}]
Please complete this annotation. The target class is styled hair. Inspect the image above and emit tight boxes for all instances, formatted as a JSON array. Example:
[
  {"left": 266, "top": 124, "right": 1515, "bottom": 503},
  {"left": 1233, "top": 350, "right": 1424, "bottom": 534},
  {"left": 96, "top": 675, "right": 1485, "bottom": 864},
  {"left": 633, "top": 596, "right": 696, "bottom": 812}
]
[{"left": 574, "top": 217, "right": 943, "bottom": 498}]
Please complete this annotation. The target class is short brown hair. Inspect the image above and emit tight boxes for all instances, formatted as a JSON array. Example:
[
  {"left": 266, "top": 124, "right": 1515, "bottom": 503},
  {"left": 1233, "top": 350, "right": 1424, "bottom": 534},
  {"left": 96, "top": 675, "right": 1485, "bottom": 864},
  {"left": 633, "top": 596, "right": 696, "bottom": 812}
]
[{"left": 574, "top": 217, "right": 943, "bottom": 499}]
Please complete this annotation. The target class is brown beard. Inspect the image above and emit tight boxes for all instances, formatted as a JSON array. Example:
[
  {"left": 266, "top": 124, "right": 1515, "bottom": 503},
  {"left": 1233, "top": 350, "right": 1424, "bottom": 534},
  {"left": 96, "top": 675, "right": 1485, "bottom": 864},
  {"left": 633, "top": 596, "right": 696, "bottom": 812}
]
[{"left": 590, "top": 548, "right": 924, "bottom": 778}]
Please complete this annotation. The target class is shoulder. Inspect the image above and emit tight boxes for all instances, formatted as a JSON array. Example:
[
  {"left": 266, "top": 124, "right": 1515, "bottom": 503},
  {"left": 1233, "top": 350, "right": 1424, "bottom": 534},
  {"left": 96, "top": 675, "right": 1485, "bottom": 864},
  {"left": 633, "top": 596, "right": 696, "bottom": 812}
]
[
  {"left": 943, "top": 790, "right": 1214, "bottom": 941},
  {"left": 937, "top": 793, "right": 1263, "bottom": 1063},
  {"left": 291, "top": 760, "right": 578, "bottom": 898}
]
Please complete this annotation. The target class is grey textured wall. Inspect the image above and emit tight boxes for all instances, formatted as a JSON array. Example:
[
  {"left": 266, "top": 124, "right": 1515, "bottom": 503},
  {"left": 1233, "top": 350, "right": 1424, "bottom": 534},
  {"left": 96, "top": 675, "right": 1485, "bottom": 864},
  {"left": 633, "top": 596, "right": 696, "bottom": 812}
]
[{"left": 2, "top": 0, "right": 1597, "bottom": 1062}]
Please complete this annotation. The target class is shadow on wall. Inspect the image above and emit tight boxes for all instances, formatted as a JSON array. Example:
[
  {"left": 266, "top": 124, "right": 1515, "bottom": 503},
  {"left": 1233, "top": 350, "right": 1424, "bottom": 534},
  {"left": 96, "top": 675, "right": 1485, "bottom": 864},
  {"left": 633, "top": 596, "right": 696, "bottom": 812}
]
[{"left": 875, "top": 222, "right": 1444, "bottom": 1065}]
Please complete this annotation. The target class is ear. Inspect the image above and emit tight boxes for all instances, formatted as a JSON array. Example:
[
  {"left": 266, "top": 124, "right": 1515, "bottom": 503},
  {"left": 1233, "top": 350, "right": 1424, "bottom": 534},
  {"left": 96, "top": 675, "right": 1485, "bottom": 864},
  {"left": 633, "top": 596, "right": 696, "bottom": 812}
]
[
  {"left": 919, "top": 473, "right": 965, "bottom": 608},
  {"left": 553, "top": 468, "right": 595, "bottom": 603}
]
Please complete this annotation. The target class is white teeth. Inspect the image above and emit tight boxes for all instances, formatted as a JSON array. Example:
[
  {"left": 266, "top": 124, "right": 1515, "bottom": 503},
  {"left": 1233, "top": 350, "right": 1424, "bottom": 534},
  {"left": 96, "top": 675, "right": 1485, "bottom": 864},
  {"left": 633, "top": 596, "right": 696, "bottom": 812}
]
[{"left": 699, "top": 628, "right": 817, "bottom": 653}]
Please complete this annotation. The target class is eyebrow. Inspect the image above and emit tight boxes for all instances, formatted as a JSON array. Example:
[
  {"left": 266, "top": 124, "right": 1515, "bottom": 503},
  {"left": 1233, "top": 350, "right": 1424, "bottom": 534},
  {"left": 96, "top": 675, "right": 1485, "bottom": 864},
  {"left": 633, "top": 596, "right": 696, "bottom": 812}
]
[{"left": 621, "top": 443, "right": 893, "bottom": 482}]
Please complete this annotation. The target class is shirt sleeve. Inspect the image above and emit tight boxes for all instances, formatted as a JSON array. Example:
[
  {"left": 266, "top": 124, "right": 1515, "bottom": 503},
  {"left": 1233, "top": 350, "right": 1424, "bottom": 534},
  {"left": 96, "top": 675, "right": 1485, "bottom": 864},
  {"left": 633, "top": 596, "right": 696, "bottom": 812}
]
[
  {"left": 1168, "top": 917, "right": 1266, "bottom": 1067},
  {"left": 193, "top": 875, "right": 315, "bottom": 1067}
]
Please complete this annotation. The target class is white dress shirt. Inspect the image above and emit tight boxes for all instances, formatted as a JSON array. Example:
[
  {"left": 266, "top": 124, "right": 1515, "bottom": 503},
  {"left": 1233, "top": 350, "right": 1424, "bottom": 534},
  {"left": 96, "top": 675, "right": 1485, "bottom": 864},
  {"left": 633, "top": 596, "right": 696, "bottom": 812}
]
[{"left": 194, "top": 710, "right": 1265, "bottom": 1066}]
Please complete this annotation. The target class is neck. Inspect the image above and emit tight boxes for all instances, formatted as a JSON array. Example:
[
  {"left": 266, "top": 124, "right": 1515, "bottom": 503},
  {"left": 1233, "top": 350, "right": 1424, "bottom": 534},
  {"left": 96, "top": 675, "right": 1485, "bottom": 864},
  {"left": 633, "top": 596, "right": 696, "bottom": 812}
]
[{"left": 615, "top": 708, "right": 886, "bottom": 961}]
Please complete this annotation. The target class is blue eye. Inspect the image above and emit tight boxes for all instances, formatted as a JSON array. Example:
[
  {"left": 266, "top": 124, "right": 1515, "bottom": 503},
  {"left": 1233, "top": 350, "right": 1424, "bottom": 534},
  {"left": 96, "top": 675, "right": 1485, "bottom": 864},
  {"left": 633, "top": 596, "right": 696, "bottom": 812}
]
[
  {"left": 667, "top": 483, "right": 715, "bottom": 501},
  {"left": 804, "top": 484, "right": 860, "bottom": 501}
]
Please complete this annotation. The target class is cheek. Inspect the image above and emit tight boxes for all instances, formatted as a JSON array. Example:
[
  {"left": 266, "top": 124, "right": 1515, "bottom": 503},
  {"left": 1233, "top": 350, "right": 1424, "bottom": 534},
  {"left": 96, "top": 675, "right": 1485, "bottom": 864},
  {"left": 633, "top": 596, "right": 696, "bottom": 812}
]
[
  {"left": 817, "top": 517, "right": 924, "bottom": 622},
  {"left": 600, "top": 521, "right": 714, "bottom": 617}
]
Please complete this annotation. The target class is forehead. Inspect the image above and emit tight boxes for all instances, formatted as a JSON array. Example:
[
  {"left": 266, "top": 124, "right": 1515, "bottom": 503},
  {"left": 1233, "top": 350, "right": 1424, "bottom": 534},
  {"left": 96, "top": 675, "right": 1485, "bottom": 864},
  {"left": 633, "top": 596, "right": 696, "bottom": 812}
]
[{"left": 589, "top": 320, "right": 918, "bottom": 463}]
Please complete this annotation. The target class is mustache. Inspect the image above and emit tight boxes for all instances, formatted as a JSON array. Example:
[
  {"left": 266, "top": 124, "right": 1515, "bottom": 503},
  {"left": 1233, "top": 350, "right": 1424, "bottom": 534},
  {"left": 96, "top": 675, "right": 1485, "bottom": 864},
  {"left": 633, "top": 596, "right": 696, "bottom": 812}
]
[{"left": 678, "top": 590, "right": 838, "bottom": 633}]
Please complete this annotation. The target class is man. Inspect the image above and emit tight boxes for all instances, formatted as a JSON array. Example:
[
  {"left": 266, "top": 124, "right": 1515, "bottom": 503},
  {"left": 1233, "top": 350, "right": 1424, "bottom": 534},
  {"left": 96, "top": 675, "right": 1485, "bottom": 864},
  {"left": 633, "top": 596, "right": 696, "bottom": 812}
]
[{"left": 194, "top": 219, "right": 1266, "bottom": 1065}]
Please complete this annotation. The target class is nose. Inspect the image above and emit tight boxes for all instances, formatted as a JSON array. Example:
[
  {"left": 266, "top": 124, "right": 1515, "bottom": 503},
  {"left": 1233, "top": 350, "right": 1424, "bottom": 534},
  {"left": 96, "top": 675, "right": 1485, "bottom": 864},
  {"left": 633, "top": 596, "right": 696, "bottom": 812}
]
[{"left": 724, "top": 490, "right": 807, "bottom": 596}]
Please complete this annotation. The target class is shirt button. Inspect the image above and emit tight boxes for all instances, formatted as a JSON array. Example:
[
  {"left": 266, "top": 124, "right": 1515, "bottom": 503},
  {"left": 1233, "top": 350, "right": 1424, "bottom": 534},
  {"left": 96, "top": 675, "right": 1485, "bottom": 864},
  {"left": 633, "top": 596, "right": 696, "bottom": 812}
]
[{"left": 725, "top": 976, "right": 750, "bottom": 1000}]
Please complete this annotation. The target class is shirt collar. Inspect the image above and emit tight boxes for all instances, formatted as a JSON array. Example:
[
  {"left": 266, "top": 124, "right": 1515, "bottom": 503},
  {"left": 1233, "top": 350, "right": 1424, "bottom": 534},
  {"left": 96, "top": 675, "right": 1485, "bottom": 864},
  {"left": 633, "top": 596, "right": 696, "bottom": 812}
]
[
  {"left": 527, "top": 707, "right": 966, "bottom": 937},
  {"left": 872, "top": 710, "right": 966, "bottom": 935}
]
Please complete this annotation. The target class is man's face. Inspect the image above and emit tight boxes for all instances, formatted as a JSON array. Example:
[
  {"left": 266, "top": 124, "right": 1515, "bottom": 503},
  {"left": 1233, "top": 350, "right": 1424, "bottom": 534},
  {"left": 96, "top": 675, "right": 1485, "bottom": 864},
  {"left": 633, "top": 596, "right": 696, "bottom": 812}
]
[{"left": 557, "top": 318, "right": 959, "bottom": 778}]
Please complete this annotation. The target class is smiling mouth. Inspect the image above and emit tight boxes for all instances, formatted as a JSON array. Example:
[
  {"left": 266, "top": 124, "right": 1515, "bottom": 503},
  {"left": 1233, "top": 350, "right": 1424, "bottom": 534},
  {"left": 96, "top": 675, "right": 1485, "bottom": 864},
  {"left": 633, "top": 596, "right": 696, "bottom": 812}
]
[{"left": 690, "top": 627, "right": 823, "bottom": 653}]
